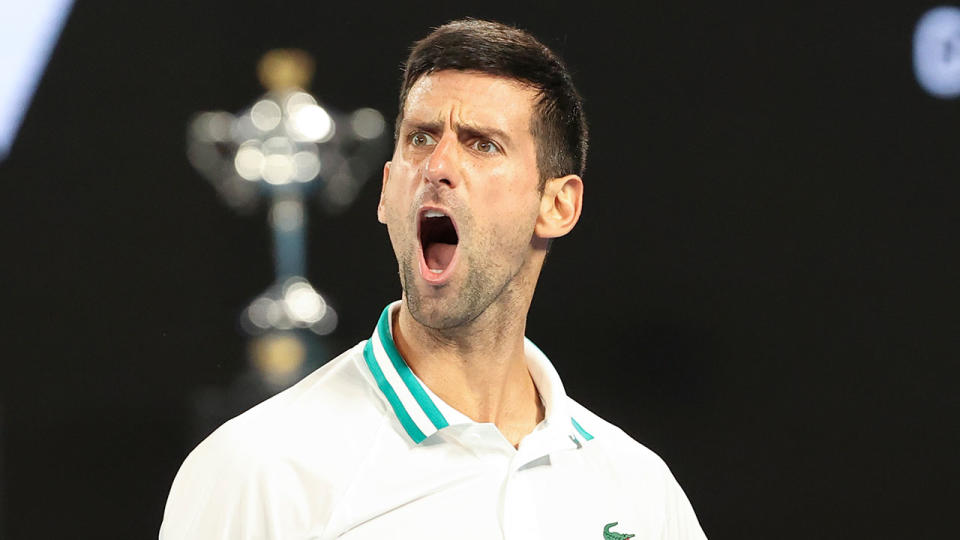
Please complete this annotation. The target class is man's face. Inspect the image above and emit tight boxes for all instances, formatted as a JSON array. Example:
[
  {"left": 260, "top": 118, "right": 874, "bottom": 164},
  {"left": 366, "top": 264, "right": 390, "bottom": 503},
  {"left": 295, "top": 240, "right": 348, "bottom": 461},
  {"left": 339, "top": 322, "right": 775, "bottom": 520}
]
[{"left": 378, "top": 70, "right": 545, "bottom": 330}]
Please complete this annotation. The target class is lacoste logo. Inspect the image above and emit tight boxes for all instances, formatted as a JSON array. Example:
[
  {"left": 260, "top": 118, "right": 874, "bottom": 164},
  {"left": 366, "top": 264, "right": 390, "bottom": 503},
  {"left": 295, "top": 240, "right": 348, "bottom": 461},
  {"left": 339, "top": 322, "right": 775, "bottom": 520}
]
[{"left": 603, "top": 522, "right": 635, "bottom": 540}]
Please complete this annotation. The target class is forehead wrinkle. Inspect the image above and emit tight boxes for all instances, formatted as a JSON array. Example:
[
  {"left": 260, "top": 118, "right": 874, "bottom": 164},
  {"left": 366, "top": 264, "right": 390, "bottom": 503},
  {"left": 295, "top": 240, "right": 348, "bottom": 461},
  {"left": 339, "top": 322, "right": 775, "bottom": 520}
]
[
  {"left": 404, "top": 72, "right": 535, "bottom": 147},
  {"left": 403, "top": 88, "right": 452, "bottom": 125},
  {"left": 445, "top": 100, "right": 522, "bottom": 149},
  {"left": 406, "top": 105, "right": 506, "bottom": 139}
]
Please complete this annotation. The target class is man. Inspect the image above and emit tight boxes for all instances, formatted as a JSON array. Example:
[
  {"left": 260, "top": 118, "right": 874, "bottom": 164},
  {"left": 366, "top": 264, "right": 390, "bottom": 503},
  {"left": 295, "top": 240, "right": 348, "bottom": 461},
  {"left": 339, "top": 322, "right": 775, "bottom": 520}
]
[{"left": 161, "top": 19, "right": 707, "bottom": 539}]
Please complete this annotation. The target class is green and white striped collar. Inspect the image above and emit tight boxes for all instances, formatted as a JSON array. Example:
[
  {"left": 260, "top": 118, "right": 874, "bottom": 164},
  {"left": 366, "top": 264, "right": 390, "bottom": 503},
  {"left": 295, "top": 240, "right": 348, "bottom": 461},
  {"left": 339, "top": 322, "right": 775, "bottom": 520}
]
[{"left": 362, "top": 302, "right": 595, "bottom": 446}]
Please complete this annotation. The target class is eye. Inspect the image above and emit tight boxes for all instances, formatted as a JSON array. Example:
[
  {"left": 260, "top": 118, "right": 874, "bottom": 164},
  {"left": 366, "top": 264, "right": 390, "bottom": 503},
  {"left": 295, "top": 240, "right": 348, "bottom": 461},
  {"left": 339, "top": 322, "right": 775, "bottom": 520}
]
[
  {"left": 472, "top": 139, "right": 500, "bottom": 154},
  {"left": 410, "top": 132, "right": 436, "bottom": 147}
]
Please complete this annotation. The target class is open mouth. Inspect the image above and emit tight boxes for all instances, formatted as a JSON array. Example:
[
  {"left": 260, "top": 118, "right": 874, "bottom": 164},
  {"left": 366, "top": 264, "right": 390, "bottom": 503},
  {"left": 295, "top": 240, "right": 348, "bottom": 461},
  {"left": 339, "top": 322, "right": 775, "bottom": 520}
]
[{"left": 419, "top": 208, "right": 459, "bottom": 276}]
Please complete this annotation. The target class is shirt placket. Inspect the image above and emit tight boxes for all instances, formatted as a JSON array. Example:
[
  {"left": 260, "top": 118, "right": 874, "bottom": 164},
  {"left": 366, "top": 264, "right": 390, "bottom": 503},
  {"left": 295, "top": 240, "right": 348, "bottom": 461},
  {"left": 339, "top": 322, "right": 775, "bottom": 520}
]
[
  {"left": 501, "top": 463, "right": 541, "bottom": 539},
  {"left": 499, "top": 425, "right": 566, "bottom": 539}
]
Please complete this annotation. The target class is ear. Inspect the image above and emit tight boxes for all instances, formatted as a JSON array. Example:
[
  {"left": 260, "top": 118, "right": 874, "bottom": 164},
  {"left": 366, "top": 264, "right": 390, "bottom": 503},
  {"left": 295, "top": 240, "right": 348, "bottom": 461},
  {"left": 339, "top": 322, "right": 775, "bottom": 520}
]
[
  {"left": 377, "top": 161, "right": 391, "bottom": 224},
  {"left": 535, "top": 174, "right": 583, "bottom": 239}
]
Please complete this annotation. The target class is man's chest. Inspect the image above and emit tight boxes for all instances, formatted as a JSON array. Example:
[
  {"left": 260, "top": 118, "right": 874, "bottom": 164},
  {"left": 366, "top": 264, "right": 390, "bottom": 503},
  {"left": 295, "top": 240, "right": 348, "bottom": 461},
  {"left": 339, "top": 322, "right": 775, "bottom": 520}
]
[{"left": 325, "top": 451, "right": 665, "bottom": 540}]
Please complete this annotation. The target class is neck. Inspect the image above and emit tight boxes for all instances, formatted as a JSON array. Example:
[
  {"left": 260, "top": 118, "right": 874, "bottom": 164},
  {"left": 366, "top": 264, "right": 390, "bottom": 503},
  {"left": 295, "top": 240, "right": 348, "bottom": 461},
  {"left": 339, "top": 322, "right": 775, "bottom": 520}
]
[{"left": 393, "top": 294, "right": 545, "bottom": 447}]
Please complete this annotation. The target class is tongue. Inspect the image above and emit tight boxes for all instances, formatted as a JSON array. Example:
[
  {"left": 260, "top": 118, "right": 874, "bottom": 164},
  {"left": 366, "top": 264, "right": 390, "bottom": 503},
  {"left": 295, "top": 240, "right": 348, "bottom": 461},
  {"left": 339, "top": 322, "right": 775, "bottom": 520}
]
[{"left": 425, "top": 242, "right": 456, "bottom": 271}]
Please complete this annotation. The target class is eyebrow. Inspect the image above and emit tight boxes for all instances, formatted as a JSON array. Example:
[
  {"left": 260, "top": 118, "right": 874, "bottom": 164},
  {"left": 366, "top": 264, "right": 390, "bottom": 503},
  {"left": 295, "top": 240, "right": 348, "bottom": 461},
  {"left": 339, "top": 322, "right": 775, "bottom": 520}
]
[
  {"left": 458, "top": 122, "right": 513, "bottom": 147},
  {"left": 403, "top": 118, "right": 514, "bottom": 147}
]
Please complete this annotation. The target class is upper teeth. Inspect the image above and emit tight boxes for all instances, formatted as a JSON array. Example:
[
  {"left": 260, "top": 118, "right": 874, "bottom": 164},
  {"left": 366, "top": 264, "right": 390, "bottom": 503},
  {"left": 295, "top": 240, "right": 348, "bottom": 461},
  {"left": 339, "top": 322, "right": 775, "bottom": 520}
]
[{"left": 424, "top": 210, "right": 445, "bottom": 218}]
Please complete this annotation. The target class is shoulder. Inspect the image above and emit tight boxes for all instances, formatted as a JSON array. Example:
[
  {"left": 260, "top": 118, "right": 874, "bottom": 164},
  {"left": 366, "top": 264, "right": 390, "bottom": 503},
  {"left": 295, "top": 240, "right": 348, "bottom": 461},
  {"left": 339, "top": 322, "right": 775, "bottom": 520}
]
[
  {"left": 160, "top": 342, "right": 390, "bottom": 539},
  {"left": 566, "top": 398, "right": 670, "bottom": 473},
  {"left": 565, "top": 398, "right": 709, "bottom": 539},
  {"left": 201, "top": 342, "right": 385, "bottom": 460}
]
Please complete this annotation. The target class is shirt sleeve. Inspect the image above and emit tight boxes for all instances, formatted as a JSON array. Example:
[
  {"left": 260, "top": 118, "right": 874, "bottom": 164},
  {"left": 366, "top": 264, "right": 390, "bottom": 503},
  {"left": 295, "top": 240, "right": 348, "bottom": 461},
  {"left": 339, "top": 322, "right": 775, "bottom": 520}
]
[
  {"left": 660, "top": 469, "right": 708, "bottom": 540},
  {"left": 159, "top": 426, "right": 330, "bottom": 540}
]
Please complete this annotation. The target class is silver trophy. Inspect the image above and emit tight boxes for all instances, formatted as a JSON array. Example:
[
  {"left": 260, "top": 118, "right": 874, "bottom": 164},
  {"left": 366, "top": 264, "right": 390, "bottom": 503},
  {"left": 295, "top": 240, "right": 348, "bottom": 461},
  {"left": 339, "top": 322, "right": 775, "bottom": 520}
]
[{"left": 187, "top": 49, "right": 388, "bottom": 393}]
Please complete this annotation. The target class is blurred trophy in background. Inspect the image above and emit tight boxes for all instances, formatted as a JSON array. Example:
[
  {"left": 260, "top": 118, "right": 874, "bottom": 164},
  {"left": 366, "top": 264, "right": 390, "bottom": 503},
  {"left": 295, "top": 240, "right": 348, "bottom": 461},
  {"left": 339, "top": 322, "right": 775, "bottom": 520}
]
[{"left": 185, "top": 49, "right": 388, "bottom": 440}]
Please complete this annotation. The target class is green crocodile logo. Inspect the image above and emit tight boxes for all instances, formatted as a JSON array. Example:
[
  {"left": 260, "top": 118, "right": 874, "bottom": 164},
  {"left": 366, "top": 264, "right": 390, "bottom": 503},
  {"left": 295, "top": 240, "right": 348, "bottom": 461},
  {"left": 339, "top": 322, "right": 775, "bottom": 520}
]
[{"left": 603, "top": 522, "right": 635, "bottom": 540}]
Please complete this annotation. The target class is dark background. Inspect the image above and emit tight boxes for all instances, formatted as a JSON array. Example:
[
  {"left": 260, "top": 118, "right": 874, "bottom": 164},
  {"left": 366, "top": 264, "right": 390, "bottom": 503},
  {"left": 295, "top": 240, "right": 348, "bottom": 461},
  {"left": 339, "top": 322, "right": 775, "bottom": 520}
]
[{"left": 2, "top": 1, "right": 958, "bottom": 538}]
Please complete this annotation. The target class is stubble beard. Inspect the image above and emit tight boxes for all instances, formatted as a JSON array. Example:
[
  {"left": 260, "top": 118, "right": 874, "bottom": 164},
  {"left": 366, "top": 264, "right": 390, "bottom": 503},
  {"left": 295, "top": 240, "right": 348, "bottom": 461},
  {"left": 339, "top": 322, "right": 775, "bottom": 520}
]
[
  {"left": 392, "top": 186, "right": 536, "bottom": 333},
  {"left": 400, "top": 243, "right": 501, "bottom": 331}
]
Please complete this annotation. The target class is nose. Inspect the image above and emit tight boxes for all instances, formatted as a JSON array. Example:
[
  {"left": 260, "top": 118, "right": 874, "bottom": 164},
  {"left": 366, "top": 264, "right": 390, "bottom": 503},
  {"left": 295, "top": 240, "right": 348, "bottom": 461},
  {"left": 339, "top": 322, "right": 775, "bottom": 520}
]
[{"left": 423, "top": 132, "right": 457, "bottom": 188}]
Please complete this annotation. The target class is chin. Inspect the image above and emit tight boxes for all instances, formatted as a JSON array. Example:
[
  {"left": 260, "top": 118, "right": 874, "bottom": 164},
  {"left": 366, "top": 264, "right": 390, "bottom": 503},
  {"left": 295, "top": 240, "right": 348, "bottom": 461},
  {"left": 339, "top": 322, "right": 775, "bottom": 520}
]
[
  {"left": 406, "top": 292, "right": 468, "bottom": 331},
  {"left": 405, "top": 284, "right": 491, "bottom": 332},
  {"left": 400, "top": 253, "right": 500, "bottom": 331}
]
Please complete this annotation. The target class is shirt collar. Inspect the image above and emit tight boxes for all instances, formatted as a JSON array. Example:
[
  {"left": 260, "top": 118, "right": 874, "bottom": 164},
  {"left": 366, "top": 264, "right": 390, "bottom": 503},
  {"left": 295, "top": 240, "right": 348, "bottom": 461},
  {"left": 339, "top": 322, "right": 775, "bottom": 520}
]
[{"left": 362, "top": 301, "right": 594, "bottom": 447}]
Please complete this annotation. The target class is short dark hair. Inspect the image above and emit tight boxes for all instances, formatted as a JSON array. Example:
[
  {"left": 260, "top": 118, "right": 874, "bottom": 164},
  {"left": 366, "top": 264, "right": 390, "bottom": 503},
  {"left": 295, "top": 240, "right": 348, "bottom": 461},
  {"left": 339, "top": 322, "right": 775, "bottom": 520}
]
[{"left": 396, "top": 19, "right": 588, "bottom": 186}]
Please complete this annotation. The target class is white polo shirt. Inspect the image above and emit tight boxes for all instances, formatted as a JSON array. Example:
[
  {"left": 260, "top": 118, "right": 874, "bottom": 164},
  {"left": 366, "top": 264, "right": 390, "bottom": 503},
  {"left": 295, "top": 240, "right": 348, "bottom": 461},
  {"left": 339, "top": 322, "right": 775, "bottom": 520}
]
[{"left": 160, "top": 302, "right": 707, "bottom": 539}]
